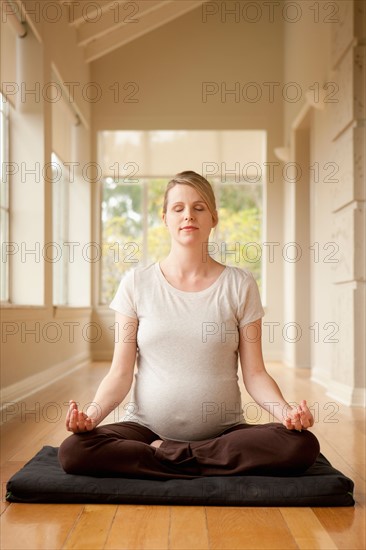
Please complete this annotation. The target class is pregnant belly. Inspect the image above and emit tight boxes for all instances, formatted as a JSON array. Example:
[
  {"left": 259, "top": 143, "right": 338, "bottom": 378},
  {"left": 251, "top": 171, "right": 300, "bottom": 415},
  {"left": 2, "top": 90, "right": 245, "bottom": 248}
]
[{"left": 127, "top": 377, "right": 244, "bottom": 442}]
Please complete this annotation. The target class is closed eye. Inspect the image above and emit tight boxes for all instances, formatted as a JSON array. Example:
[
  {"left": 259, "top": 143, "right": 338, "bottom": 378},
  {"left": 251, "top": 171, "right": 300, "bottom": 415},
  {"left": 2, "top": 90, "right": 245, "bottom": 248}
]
[{"left": 174, "top": 207, "right": 205, "bottom": 212}]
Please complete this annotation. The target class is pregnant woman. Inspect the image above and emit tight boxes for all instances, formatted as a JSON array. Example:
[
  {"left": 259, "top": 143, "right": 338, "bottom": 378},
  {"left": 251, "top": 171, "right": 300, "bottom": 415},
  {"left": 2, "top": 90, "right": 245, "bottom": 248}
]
[{"left": 58, "top": 171, "right": 320, "bottom": 479}]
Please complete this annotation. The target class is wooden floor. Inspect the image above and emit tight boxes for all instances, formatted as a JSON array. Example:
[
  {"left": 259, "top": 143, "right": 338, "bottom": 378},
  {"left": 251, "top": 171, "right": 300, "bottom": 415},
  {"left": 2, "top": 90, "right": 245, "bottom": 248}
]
[{"left": 1, "top": 361, "right": 365, "bottom": 550}]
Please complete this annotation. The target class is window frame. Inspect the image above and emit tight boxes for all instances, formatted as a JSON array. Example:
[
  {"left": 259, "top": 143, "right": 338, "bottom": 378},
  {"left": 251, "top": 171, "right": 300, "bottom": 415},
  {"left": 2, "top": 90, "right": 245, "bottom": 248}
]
[
  {"left": 52, "top": 152, "right": 70, "bottom": 306},
  {"left": 0, "top": 93, "right": 10, "bottom": 303}
]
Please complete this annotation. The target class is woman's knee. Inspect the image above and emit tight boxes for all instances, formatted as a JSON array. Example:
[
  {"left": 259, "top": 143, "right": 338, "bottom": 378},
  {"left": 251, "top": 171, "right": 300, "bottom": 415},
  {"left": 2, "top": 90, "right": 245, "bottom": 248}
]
[
  {"left": 290, "top": 429, "right": 320, "bottom": 469},
  {"left": 58, "top": 433, "right": 88, "bottom": 474}
]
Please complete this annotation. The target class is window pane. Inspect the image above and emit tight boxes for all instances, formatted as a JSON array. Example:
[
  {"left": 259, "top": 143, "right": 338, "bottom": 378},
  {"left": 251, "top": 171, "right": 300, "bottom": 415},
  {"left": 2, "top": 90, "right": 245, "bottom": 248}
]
[
  {"left": 0, "top": 114, "right": 8, "bottom": 208},
  {"left": 101, "top": 177, "right": 263, "bottom": 302},
  {"left": 0, "top": 94, "right": 9, "bottom": 302},
  {"left": 52, "top": 153, "right": 68, "bottom": 305},
  {"left": 146, "top": 178, "right": 170, "bottom": 264},
  {"left": 102, "top": 179, "right": 143, "bottom": 305},
  {"left": 101, "top": 177, "right": 172, "bottom": 305},
  {"left": 212, "top": 181, "right": 263, "bottom": 291}
]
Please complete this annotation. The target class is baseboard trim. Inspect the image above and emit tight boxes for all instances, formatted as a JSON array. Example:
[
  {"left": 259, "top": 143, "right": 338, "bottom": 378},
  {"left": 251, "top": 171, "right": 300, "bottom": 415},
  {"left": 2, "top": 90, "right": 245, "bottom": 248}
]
[
  {"left": 326, "top": 380, "right": 366, "bottom": 407},
  {"left": 0, "top": 352, "right": 90, "bottom": 414}
]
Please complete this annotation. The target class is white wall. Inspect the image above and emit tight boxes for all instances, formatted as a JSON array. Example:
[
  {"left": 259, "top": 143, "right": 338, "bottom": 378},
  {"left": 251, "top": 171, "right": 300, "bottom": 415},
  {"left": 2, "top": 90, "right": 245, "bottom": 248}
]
[{"left": 282, "top": 0, "right": 365, "bottom": 405}]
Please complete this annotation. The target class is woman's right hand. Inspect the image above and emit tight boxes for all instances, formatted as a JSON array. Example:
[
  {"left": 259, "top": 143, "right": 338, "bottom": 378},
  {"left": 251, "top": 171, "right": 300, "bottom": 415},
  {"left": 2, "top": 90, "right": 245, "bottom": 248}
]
[
  {"left": 283, "top": 400, "right": 314, "bottom": 431},
  {"left": 66, "top": 400, "right": 97, "bottom": 433}
]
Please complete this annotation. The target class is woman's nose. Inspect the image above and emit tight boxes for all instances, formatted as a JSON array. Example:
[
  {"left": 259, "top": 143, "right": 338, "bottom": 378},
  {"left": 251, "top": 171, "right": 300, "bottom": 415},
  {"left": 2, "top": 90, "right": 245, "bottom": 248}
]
[{"left": 184, "top": 212, "right": 194, "bottom": 220}]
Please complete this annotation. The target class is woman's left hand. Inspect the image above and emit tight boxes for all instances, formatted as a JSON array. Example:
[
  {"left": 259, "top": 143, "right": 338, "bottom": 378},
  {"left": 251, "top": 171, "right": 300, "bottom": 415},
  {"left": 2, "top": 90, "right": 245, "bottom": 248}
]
[{"left": 283, "top": 399, "right": 314, "bottom": 431}]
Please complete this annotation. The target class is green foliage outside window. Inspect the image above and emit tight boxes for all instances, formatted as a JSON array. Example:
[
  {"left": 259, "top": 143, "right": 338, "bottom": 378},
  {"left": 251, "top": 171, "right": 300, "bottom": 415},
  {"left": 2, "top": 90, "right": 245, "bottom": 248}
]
[{"left": 102, "top": 178, "right": 262, "bottom": 304}]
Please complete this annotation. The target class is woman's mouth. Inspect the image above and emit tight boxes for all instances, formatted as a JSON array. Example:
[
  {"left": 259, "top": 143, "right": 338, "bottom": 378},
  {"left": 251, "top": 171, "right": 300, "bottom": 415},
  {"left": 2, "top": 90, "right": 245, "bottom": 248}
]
[{"left": 181, "top": 226, "right": 198, "bottom": 231}]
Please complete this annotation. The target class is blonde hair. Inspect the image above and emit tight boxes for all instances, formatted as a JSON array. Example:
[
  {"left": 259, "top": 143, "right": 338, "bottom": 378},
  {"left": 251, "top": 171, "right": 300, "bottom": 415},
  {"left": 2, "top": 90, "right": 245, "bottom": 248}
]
[{"left": 163, "top": 171, "right": 218, "bottom": 226}]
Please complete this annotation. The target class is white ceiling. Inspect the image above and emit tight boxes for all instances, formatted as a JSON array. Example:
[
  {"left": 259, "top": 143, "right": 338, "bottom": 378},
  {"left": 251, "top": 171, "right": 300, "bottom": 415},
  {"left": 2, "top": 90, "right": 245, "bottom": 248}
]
[{"left": 61, "top": 0, "right": 206, "bottom": 63}]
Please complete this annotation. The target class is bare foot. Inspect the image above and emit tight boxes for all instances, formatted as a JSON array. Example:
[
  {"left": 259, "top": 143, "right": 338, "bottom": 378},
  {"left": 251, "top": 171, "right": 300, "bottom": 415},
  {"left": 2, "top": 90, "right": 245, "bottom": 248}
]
[{"left": 150, "top": 439, "right": 164, "bottom": 448}]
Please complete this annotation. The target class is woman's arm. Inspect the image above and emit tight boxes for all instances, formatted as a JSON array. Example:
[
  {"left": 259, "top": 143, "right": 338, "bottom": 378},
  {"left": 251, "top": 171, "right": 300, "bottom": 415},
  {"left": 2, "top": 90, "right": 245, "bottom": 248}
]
[
  {"left": 66, "top": 312, "right": 138, "bottom": 432},
  {"left": 238, "top": 318, "right": 314, "bottom": 430}
]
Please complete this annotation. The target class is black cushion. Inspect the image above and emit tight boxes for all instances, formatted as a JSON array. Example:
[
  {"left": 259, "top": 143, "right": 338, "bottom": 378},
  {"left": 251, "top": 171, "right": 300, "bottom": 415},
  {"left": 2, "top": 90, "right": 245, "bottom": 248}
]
[{"left": 6, "top": 446, "right": 355, "bottom": 506}]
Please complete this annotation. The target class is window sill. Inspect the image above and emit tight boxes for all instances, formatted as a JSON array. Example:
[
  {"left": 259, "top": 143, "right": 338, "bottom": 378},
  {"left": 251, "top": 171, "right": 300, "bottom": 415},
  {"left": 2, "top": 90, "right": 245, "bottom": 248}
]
[
  {"left": 53, "top": 306, "right": 92, "bottom": 319},
  {"left": 0, "top": 304, "right": 92, "bottom": 320}
]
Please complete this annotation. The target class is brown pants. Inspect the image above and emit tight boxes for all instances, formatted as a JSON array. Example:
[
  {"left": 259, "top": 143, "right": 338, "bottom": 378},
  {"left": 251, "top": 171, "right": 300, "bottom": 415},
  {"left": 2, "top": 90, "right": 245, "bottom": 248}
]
[{"left": 58, "top": 421, "right": 320, "bottom": 479}]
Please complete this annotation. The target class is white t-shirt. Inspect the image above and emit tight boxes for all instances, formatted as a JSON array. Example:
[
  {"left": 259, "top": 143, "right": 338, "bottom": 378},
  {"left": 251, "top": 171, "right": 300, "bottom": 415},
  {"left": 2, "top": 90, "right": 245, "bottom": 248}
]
[{"left": 109, "top": 262, "right": 265, "bottom": 442}]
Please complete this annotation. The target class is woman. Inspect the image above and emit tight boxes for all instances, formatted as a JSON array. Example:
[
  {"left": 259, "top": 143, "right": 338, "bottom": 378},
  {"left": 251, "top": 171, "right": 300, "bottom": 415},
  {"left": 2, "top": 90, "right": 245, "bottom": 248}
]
[{"left": 59, "top": 171, "right": 320, "bottom": 479}]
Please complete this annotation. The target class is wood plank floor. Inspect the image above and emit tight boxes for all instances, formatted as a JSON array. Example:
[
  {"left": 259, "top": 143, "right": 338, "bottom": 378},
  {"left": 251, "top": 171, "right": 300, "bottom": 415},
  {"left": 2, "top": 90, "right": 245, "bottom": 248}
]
[{"left": 1, "top": 361, "right": 365, "bottom": 550}]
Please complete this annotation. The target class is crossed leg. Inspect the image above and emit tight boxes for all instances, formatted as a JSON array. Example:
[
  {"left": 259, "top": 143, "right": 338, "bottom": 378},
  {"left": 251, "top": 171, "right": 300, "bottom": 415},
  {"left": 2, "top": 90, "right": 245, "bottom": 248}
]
[{"left": 58, "top": 421, "right": 320, "bottom": 479}]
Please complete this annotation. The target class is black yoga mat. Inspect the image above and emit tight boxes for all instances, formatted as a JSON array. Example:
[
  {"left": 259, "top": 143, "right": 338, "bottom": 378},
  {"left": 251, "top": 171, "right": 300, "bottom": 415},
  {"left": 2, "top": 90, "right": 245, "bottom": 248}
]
[{"left": 6, "top": 446, "right": 355, "bottom": 506}]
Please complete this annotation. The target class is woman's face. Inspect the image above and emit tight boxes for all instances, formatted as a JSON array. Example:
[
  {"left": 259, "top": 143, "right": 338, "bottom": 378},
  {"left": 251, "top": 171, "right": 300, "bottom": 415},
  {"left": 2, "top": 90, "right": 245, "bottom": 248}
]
[{"left": 162, "top": 184, "right": 216, "bottom": 246}]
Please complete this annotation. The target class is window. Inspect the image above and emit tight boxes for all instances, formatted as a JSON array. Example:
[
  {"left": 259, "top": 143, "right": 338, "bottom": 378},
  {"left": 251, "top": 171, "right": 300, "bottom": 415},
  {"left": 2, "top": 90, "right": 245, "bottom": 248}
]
[
  {"left": 211, "top": 178, "right": 263, "bottom": 284},
  {"left": 99, "top": 130, "right": 265, "bottom": 305},
  {"left": 52, "top": 153, "right": 69, "bottom": 305},
  {"left": 0, "top": 93, "right": 10, "bottom": 302},
  {"left": 102, "top": 177, "right": 170, "bottom": 303},
  {"left": 3, "top": 25, "right": 44, "bottom": 305},
  {"left": 51, "top": 87, "right": 91, "bottom": 308}
]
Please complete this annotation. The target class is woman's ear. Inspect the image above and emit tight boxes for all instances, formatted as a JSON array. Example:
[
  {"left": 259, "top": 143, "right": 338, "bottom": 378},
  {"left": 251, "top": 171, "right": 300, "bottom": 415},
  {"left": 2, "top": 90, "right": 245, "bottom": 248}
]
[{"left": 162, "top": 213, "right": 167, "bottom": 226}]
